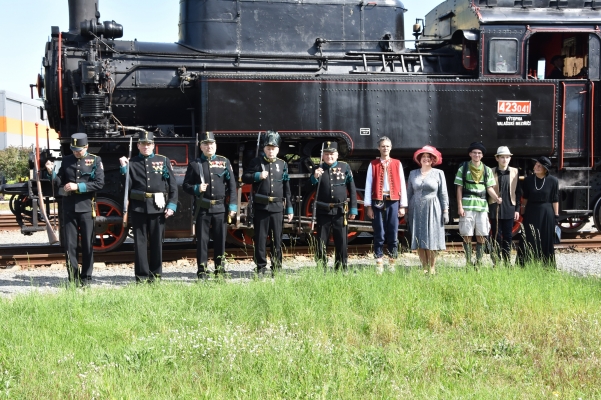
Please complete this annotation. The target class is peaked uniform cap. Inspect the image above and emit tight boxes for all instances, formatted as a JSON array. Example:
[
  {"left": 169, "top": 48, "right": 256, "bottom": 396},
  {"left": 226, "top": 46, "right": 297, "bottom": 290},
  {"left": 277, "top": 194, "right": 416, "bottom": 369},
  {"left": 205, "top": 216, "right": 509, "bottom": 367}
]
[
  {"left": 200, "top": 131, "right": 216, "bottom": 143},
  {"left": 264, "top": 130, "right": 281, "bottom": 147},
  {"left": 70, "top": 133, "right": 88, "bottom": 150},
  {"left": 323, "top": 141, "right": 338, "bottom": 153},
  {"left": 138, "top": 131, "right": 154, "bottom": 143}
]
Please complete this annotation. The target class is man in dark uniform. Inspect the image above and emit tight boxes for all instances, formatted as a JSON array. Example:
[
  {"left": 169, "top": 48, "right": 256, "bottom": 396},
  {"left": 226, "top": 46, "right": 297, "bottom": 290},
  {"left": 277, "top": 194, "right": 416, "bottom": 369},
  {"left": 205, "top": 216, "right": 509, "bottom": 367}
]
[
  {"left": 242, "top": 131, "right": 293, "bottom": 276},
  {"left": 183, "top": 131, "right": 237, "bottom": 280},
  {"left": 119, "top": 131, "right": 178, "bottom": 282},
  {"left": 311, "top": 141, "right": 358, "bottom": 270},
  {"left": 54, "top": 133, "right": 104, "bottom": 286}
]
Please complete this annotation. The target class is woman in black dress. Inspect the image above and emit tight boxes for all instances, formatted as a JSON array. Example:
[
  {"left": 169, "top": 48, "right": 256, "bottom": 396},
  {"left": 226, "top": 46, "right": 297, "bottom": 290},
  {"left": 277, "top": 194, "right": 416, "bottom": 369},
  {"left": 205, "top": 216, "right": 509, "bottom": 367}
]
[{"left": 517, "top": 157, "right": 559, "bottom": 267}]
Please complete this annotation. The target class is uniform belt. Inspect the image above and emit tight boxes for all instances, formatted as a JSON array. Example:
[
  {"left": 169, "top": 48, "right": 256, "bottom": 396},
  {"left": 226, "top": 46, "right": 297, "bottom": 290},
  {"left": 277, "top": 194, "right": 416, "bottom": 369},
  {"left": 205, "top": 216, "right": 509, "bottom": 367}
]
[
  {"left": 383, "top": 195, "right": 392, "bottom": 201},
  {"left": 316, "top": 201, "right": 346, "bottom": 210},
  {"left": 130, "top": 190, "right": 163, "bottom": 201},
  {"left": 254, "top": 193, "right": 282, "bottom": 204}
]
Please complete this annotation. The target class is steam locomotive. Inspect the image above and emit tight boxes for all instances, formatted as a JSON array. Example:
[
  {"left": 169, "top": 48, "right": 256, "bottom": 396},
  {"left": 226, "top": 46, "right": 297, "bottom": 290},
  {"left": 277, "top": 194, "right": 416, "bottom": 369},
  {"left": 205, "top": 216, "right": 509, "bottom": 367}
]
[{"left": 3, "top": 0, "right": 601, "bottom": 251}]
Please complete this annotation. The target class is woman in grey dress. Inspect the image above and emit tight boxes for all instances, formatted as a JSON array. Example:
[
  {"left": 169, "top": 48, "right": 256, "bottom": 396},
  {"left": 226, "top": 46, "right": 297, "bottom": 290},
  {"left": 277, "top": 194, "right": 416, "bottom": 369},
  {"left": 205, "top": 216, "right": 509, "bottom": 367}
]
[{"left": 407, "top": 146, "right": 449, "bottom": 275}]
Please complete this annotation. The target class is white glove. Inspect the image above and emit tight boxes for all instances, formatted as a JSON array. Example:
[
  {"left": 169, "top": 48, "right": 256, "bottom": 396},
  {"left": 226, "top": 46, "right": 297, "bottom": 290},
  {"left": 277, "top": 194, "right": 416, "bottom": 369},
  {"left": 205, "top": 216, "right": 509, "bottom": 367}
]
[
  {"left": 443, "top": 213, "right": 449, "bottom": 225},
  {"left": 154, "top": 193, "right": 166, "bottom": 209}
]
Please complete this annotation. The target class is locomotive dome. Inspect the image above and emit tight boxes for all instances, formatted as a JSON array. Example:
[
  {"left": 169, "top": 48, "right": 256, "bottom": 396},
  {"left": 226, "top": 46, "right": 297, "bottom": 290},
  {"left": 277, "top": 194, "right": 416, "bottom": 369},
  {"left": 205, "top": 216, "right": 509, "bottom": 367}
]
[{"left": 178, "top": 0, "right": 407, "bottom": 54}]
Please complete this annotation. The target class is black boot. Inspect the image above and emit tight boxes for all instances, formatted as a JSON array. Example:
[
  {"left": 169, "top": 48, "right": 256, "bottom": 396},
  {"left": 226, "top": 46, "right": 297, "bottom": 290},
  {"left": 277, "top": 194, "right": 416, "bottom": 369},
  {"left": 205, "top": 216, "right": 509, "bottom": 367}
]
[
  {"left": 462, "top": 242, "right": 472, "bottom": 267},
  {"left": 475, "top": 243, "right": 484, "bottom": 269}
]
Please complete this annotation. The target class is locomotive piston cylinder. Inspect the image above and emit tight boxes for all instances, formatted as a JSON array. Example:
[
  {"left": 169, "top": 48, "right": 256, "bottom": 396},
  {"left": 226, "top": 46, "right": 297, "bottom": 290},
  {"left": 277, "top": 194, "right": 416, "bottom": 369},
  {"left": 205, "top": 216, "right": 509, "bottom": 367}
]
[{"left": 80, "top": 93, "right": 105, "bottom": 118}]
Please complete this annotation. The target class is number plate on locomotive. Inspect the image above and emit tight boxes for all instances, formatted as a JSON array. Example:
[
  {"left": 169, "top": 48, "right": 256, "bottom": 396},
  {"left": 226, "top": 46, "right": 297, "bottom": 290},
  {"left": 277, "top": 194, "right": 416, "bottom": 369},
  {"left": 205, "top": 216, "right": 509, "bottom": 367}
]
[{"left": 497, "top": 101, "right": 531, "bottom": 115}]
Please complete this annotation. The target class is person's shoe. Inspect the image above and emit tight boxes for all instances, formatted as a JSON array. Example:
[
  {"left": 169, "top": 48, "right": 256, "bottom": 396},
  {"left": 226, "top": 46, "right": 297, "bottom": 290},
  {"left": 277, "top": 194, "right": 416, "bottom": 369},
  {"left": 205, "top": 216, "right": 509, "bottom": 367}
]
[
  {"left": 387, "top": 258, "right": 396, "bottom": 273},
  {"left": 79, "top": 279, "right": 92, "bottom": 289},
  {"left": 375, "top": 258, "right": 384, "bottom": 275}
]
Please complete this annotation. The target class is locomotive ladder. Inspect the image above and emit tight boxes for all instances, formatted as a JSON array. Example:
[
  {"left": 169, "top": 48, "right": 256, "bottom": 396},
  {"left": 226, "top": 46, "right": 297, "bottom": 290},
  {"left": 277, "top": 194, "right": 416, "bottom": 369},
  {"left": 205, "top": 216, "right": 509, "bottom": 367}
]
[{"left": 558, "top": 81, "right": 595, "bottom": 217}]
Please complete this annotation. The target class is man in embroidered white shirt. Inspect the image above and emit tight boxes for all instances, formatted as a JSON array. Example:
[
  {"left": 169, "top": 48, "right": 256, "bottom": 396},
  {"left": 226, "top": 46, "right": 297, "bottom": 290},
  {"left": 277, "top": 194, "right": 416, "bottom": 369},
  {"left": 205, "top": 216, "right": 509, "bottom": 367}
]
[{"left": 364, "top": 137, "right": 408, "bottom": 273}]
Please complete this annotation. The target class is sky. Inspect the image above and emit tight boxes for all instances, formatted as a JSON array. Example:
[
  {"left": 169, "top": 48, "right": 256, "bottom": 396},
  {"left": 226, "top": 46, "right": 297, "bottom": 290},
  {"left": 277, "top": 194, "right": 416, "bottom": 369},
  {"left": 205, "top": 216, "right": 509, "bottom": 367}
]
[{"left": 0, "top": 0, "right": 443, "bottom": 99}]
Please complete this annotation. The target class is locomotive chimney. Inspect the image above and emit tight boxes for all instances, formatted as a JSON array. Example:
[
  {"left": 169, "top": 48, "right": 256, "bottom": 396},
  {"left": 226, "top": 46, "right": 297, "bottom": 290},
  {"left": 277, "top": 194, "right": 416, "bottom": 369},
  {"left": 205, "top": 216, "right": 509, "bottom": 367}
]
[{"left": 68, "top": 0, "right": 99, "bottom": 34}]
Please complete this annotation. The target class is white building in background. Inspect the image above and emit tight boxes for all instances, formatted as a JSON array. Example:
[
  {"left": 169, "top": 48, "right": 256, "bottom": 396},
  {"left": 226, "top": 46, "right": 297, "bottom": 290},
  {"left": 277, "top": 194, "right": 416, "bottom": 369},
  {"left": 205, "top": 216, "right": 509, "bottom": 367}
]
[{"left": 0, "top": 90, "right": 59, "bottom": 150}]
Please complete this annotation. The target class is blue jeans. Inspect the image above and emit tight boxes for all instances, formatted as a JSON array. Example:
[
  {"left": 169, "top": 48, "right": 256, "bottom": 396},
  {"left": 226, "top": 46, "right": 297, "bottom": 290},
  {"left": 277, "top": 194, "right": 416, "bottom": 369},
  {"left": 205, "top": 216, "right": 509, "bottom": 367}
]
[{"left": 372, "top": 200, "right": 399, "bottom": 259}]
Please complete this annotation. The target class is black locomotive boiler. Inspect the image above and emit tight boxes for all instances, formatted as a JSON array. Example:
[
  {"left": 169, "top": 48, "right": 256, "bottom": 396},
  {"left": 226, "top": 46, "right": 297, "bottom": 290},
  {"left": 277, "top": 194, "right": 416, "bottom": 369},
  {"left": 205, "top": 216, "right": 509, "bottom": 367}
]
[{"left": 3, "top": 0, "right": 601, "bottom": 251}]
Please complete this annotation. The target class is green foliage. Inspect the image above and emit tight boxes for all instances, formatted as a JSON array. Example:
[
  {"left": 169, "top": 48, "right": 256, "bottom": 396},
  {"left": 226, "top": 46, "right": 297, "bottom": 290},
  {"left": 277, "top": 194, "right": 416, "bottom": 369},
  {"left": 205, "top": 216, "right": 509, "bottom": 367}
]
[
  {"left": 0, "top": 265, "right": 600, "bottom": 398},
  {"left": 0, "top": 146, "right": 30, "bottom": 182}
]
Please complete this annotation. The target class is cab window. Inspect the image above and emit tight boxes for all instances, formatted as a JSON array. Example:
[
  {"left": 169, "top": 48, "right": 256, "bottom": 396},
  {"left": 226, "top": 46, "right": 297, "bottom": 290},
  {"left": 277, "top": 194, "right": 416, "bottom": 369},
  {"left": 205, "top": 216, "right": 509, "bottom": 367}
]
[{"left": 489, "top": 38, "right": 518, "bottom": 74}]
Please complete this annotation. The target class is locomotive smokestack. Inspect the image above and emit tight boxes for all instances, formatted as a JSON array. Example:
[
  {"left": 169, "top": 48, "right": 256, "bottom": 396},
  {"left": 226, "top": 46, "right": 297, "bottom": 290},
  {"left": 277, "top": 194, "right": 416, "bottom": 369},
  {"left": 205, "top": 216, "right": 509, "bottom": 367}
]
[{"left": 68, "top": 0, "right": 99, "bottom": 34}]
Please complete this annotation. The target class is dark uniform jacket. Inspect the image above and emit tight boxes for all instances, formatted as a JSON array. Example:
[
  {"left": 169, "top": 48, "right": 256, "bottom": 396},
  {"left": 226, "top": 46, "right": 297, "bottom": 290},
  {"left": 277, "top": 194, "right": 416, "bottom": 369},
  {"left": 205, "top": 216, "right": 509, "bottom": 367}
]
[
  {"left": 183, "top": 154, "right": 237, "bottom": 214},
  {"left": 311, "top": 161, "right": 358, "bottom": 216},
  {"left": 54, "top": 153, "right": 104, "bottom": 213},
  {"left": 242, "top": 157, "right": 293, "bottom": 214},
  {"left": 122, "top": 153, "right": 178, "bottom": 214}
]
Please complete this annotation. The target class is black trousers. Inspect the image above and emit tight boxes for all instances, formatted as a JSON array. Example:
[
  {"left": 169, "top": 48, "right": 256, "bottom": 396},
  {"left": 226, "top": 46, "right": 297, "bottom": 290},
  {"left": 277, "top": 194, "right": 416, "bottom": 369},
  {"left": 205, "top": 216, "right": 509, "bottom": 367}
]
[
  {"left": 131, "top": 211, "right": 164, "bottom": 280},
  {"left": 253, "top": 209, "right": 283, "bottom": 270},
  {"left": 490, "top": 218, "right": 514, "bottom": 263},
  {"left": 196, "top": 211, "right": 227, "bottom": 274},
  {"left": 62, "top": 210, "right": 94, "bottom": 282},
  {"left": 315, "top": 210, "right": 348, "bottom": 270}
]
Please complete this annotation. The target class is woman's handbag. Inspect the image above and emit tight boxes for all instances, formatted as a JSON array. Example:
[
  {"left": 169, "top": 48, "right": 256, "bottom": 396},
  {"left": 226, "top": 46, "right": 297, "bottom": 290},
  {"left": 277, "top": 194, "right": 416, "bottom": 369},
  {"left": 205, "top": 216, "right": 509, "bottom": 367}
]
[{"left": 554, "top": 225, "right": 561, "bottom": 244}]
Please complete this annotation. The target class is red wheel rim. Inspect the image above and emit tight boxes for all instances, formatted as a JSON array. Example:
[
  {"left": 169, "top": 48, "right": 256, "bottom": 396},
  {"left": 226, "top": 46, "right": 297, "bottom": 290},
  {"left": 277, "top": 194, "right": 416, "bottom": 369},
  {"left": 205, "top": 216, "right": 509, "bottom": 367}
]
[
  {"left": 559, "top": 216, "right": 588, "bottom": 233},
  {"left": 303, "top": 189, "right": 365, "bottom": 242},
  {"left": 93, "top": 198, "right": 126, "bottom": 252},
  {"left": 226, "top": 185, "right": 255, "bottom": 246}
]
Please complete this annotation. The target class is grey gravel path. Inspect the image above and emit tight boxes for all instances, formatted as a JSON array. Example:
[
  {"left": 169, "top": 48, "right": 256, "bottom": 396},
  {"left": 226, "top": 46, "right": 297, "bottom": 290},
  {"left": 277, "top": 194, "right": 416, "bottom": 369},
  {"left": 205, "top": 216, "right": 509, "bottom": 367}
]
[{"left": 1, "top": 230, "right": 599, "bottom": 298}]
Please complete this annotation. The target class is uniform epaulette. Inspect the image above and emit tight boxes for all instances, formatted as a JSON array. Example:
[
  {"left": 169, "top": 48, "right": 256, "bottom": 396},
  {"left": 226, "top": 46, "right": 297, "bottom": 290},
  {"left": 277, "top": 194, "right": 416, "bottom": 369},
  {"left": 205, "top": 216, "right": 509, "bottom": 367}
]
[
  {"left": 215, "top": 155, "right": 228, "bottom": 160},
  {"left": 337, "top": 161, "right": 348, "bottom": 166}
]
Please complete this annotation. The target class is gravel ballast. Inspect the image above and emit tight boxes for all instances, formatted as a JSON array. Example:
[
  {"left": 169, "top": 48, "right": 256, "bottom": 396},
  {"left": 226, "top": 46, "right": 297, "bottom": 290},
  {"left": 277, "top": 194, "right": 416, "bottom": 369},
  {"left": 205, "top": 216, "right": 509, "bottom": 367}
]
[{"left": 1, "top": 230, "right": 600, "bottom": 298}]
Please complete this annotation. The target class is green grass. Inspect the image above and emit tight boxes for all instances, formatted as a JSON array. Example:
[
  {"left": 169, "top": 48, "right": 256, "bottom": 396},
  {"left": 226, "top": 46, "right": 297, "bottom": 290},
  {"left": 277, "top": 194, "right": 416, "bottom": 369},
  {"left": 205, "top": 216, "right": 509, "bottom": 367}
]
[{"left": 1, "top": 264, "right": 600, "bottom": 398}]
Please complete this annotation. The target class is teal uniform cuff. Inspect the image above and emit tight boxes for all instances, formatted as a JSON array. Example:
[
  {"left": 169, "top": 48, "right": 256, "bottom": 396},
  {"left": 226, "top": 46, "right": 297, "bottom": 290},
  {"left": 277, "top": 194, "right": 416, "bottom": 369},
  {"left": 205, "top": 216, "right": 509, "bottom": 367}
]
[
  {"left": 286, "top": 207, "right": 293, "bottom": 215},
  {"left": 77, "top": 183, "right": 87, "bottom": 193},
  {"left": 350, "top": 208, "right": 358, "bottom": 215},
  {"left": 254, "top": 172, "right": 261, "bottom": 182},
  {"left": 194, "top": 184, "right": 201, "bottom": 196},
  {"left": 228, "top": 204, "right": 237, "bottom": 212},
  {"left": 120, "top": 165, "right": 127, "bottom": 174},
  {"left": 310, "top": 175, "right": 318, "bottom": 185},
  {"left": 166, "top": 203, "right": 177, "bottom": 212}
]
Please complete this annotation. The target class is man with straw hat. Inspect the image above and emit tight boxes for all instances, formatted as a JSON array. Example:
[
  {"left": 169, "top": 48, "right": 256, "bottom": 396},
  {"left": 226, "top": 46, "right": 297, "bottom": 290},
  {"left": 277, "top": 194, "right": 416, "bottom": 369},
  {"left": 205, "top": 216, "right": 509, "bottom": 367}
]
[{"left": 488, "top": 146, "right": 521, "bottom": 265}]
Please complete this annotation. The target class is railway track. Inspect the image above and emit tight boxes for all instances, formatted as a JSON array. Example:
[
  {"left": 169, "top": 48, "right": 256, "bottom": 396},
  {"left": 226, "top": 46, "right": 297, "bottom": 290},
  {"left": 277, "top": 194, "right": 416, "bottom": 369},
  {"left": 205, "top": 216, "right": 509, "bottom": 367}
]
[
  {"left": 0, "top": 214, "right": 25, "bottom": 231},
  {"left": 1, "top": 233, "right": 599, "bottom": 268}
]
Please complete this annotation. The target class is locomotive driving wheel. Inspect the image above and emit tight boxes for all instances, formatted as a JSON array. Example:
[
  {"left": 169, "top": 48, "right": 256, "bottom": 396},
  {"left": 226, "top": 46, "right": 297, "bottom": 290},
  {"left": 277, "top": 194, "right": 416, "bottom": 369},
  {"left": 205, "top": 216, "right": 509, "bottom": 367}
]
[
  {"left": 559, "top": 216, "right": 589, "bottom": 233},
  {"left": 302, "top": 189, "right": 365, "bottom": 243},
  {"left": 93, "top": 197, "right": 127, "bottom": 253},
  {"left": 226, "top": 185, "right": 255, "bottom": 247}
]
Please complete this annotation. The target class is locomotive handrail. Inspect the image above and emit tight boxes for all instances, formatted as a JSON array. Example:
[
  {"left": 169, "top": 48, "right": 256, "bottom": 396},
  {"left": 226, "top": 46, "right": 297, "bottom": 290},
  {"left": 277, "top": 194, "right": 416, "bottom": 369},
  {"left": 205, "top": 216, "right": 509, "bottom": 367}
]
[
  {"left": 58, "top": 32, "right": 64, "bottom": 119},
  {"left": 590, "top": 82, "right": 595, "bottom": 169},
  {"left": 346, "top": 51, "right": 454, "bottom": 57}
]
